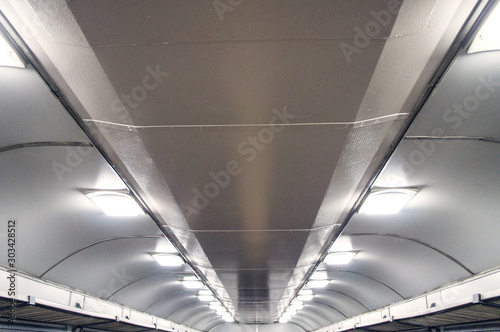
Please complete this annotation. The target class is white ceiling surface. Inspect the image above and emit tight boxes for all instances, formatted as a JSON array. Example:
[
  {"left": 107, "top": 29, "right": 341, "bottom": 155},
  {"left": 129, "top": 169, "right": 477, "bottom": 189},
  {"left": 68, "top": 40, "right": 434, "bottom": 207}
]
[
  {"left": 310, "top": 49, "right": 500, "bottom": 330},
  {"left": 0, "top": 0, "right": 499, "bottom": 331}
]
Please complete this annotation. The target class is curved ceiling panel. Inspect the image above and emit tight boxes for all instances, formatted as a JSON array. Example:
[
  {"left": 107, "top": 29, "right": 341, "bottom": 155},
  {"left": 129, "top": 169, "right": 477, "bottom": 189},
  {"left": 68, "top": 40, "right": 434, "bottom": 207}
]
[
  {"left": 0, "top": 67, "right": 89, "bottom": 146},
  {"left": 146, "top": 293, "right": 199, "bottom": 317},
  {"left": 346, "top": 139, "right": 500, "bottom": 274},
  {"left": 108, "top": 276, "right": 184, "bottom": 307},
  {"left": 2, "top": 0, "right": 497, "bottom": 331},
  {"left": 289, "top": 314, "right": 317, "bottom": 331},
  {"left": 297, "top": 306, "right": 335, "bottom": 326},
  {"left": 168, "top": 303, "right": 212, "bottom": 322},
  {"left": 328, "top": 235, "right": 471, "bottom": 298},
  {"left": 183, "top": 310, "right": 218, "bottom": 328},
  {"left": 320, "top": 271, "right": 403, "bottom": 309},
  {"left": 406, "top": 51, "right": 500, "bottom": 139},
  {"left": 313, "top": 293, "right": 367, "bottom": 318},
  {"left": 0, "top": 142, "right": 162, "bottom": 277},
  {"left": 43, "top": 237, "right": 190, "bottom": 297}
]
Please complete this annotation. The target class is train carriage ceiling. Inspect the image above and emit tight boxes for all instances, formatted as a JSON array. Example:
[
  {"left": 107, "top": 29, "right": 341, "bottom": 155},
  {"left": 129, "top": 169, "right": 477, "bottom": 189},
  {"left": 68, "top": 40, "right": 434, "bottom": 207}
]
[{"left": 0, "top": 0, "right": 499, "bottom": 331}]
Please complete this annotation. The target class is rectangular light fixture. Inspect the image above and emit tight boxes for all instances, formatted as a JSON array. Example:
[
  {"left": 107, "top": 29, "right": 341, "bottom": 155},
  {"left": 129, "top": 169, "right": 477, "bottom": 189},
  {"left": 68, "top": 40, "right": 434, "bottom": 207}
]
[
  {"left": 297, "top": 294, "right": 313, "bottom": 301},
  {"left": 86, "top": 191, "right": 144, "bottom": 216},
  {"left": 298, "top": 289, "right": 313, "bottom": 296},
  {"left": 297, "top": 289, "right": 314, "bottom": 301},
  {"left": 182, "top": 276, "right": 204, "bottom": 289},
  {"left": 0, "top": 32, "right": 24, "bottom": 68},
  {"left": 358, "top": 188, "right": 418, "bottom": 214},
  {"left": 310, "top": 271, "right": 327, "bottom": 280},
  {"left": 151, "top": 253, "right": 184, "bottom": 267},
  {"left": 307, "top": 279, "right": 329, "bottom": 289},
  {"left": 325, "top": 252, "right": 357, "bottom": 265},
  {"left": 290, "top": 300, "right": 304, "bottom": 309},
  {"left": 198, "top": 294, "right": 215, "bottom": 302},
  {"left": 199, "top": 289, "right": 213, "bottom": 296},
  {"left": 216, "top": 307, "right": 227, "bottom": 315},
  {"left": 469, "top": 3, "right": 500, "bottom": 53}
]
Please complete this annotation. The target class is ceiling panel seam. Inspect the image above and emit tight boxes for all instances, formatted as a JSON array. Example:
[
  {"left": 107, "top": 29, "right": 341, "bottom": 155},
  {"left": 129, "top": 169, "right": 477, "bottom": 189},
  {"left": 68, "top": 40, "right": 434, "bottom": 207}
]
[
  {"left": 181, "top": 310, "right": 215, "bottom": 327},
  {"left": 344, "top": 233, "right": 474, "bottom": 275},
  {"left": 200, "top": 317, "right": 226, "bottom": 331},
  {"left": 291, "top": 314, "right": 316, "bottom": 331},
  {"left": 0, "top": 141, "right": 92, "bottom": 153},
  {"left": 82, "top": 113, "right": 408, "bottom": 129},
  {"left": 144, "top": 292, "right": 197, "bottom": 313},
  {"left": 296, "top": 309, "right": 331, "bottom": 328},
  {"left": 307, "top": 300, "right": 348, "bottom": 319},
  {"left": 326, "top": 271, "right": 405, "bottom": 299},
  {"left": 89, "top": 37, "right": 397, "bottom": 49},
  {"left": 39, "top": 235, "right": 164, "bottom": 277},
  {"left": 321, "top": 290, "right": 370, "bottom": 311},
  {"left": 106, "top": 272, "right": 179, "bottom": 300},
  {"left": 405, "top": 136, "right": 500, "bottom": 144},
  {"left": 304, "top": 303, "right": 343, "bottom": 322},
  {"left": 165, "top": 301, "right": 208, "bottom": 320}
]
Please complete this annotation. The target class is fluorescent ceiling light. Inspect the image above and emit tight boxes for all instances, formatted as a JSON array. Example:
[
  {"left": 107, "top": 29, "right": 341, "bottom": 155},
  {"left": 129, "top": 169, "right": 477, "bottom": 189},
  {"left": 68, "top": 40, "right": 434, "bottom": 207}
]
[
  {"left": 181, "top": 276, "right": 205, "bottom": 289},
  {"left": 183, "top": 280, "right": 204, "bottom": 289},
  {"left": 86, "top": 191, "right": 144, "bottom": 216},
  {"left": 182, "top": 276, "right": 204, "bottom": 289},
  {"left": 0, "top": 33, "right": 24, "bottom": 68},
  {"left": 216, "top": 307, "right": 227, "bottom": 315},
  {"left": 222, "top": 315, "right": 234, "bottom": 322},
  {"left": 198, "top": 295, "right": 215, "bottom": 302},
  {"left": 297, "top": 294, "right": 313, "bottom": 301},
  {"left": 290, "top": 300, "right": 303, "bottom": 309},
  {"left": 325, "top": 252, "right": 357, "bottom": 265},
  {"left": 298, "top": 289, "right": 313, "bottom": 296},
  {"left": 307, "top": 279, "right": 329, "bottom": 289},
  {"left": 469, "top": 3, "right": 500, "bottom": 53},
  {"left": 297, "top": 289, "right": 314, "bottom": 301},
  {"left": 209, "top": 302, "right": 222, "bottom": 310},
  {"left": 199, "top": 289, "right": 213, "bottom": 296},
  {"left": 358, "top": 188, "right": 418, "bottom": 214},
  {"left": 310, "top": 271, "right": 328, "bottom": 280},
  {"left": 279, "top": 317, "right": 289, "bottom": 323},
  {"left": 151, "top": 253, "right": 184, "bottom": 267}
]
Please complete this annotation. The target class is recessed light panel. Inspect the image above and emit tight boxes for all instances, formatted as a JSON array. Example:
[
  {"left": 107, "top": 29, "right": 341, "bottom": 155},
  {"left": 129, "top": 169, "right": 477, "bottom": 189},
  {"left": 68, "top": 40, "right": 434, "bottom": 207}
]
[
  {"left": 198, "top": 294, "right": 215, "bottom": 302},
  {"left": 359, "top": 188, "right": 418, "bottom": 214},
  {"left": 325, "top": 252, "right": 357, "bottom": 265},
  {"left": 86, "top": 191, "right": 144, "bottom": 216},
  {"left": 151, "top": 253, "right": 184, "bottom": 267},
  {"left": 307, "top": 279, "right": 329, "bottom": 289},
  {"left": 0, "top": 33, "right": 24, "bottom": 68},
  {"left": 182, "top": 276, "right": 204, "bottom": 289},
  {"left": 469, "top": 3, "right": 500, "bottom": 53}
]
